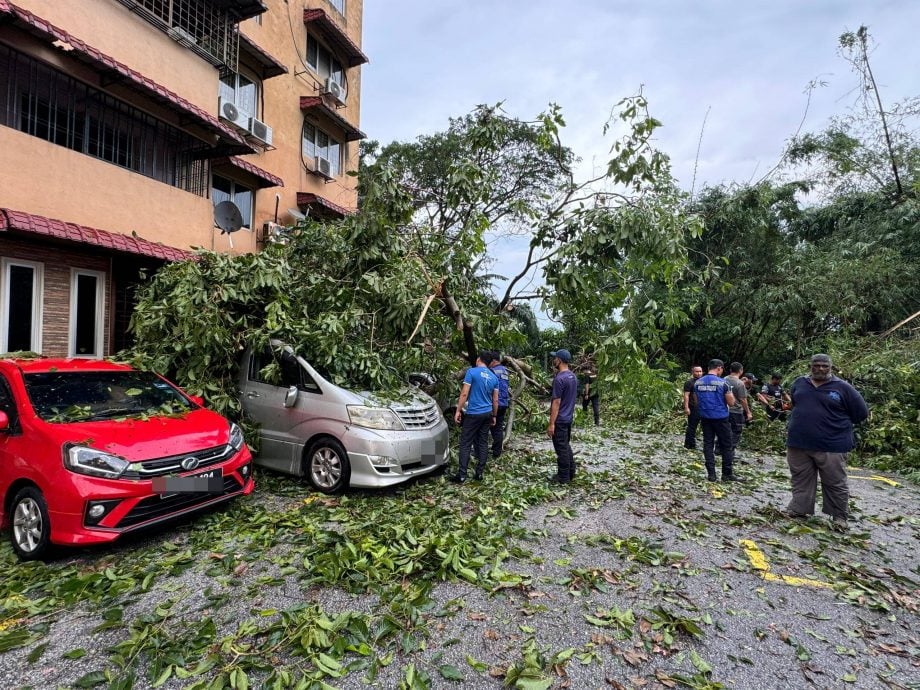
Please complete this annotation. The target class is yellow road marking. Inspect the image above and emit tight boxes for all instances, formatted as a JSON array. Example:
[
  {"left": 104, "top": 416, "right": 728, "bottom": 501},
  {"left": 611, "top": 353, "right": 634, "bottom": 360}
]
[
  {"left": 850, "top": 474, "right": 899, "bottom": 487},
  {"left": 739, "top": 539, "right": 833, "bottom": 589}
]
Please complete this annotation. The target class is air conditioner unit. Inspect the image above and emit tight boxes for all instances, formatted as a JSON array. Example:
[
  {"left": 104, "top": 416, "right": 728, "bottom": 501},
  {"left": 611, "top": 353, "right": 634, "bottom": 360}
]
[
  {"left": 248, "top": 117, "right": 273, "bottom": 146},
  {"left": 323, "top": 78, "right": 345, "bottom": 105},
  {"left": 313, "top": 156, "right": 333, "bottom": 179},
  {"left": 262, "top": 221, "right": 289, "bottom": 245},
  {"left": 218, "top": 98, "right": 249, "bottom": 129}
]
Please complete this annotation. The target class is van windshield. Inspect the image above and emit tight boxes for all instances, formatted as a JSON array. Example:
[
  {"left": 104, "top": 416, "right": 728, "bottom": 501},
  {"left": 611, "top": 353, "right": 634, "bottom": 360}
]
[{"left": 24, "top": 371, "right": 193, "bottom": 423}]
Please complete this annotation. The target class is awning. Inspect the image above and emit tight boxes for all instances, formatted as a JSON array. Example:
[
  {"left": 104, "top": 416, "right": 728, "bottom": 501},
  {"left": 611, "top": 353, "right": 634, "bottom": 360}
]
[
  {"left": 296, "top": 192, "right": 353, "bottom": 219},
  {"left": 212, "top": 156, "right": 284, "bottom": 188},
  {"left": 300, "top": 96, "right": 365, "bottom": 142},
  {"left": 239, "top": 32, "right": 287, "bottom": 80},
  {"left": 0, "top": 3, "right": 254, "bottom": 155},
  {"left": 0, "top": 208, "right": 194, "bottom": 262},
  {"left": 211, "top": 0, "right": 267, "bottom": 22},
  {"left": 302, "top": 8, "right": 368, "bottom": 67}
]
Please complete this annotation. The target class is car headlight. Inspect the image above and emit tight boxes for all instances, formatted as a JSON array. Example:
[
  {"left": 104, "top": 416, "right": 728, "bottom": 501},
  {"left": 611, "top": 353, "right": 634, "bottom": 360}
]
[
  {"left": 228, "top": 422, "right": 245, "bottom": 451},
  {"left": 64, "top": 445, "right": 130, "bottom": 479},
  {"left": 347, "top": 405, "right": 404, "bottom": 430}
]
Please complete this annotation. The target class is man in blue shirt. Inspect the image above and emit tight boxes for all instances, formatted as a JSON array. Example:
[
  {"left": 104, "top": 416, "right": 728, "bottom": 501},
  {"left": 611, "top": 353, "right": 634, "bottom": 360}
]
[
  {"left": 785, "top": 353, "right": 869, "bottom": 532},
  {"left": 693, "top": 359, "right": 744, "bottom": 483},
  {"left": 450, "top": 351, "right": 499, "bottom": 483},
  {"left": 548, "top": 349, "right": 578, "bottom": 483},
  {"left": 487, "top": 352, "right": 511, "bottom": 458}
]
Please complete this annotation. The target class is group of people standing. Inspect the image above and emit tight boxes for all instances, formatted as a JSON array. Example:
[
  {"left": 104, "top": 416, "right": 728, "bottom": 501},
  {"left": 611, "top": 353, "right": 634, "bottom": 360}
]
[
  {"left": 450, "top": 348, "right": 600, "bottom": 485},
  {"left": 683, "top": 354, "right": 869, "bottom": 531}
]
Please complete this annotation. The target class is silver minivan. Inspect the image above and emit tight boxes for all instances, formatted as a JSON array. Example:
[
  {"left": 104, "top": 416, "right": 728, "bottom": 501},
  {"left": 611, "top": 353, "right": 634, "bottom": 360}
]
[{"left": 238, "top": 342, "right": 449, "bottom": 492}]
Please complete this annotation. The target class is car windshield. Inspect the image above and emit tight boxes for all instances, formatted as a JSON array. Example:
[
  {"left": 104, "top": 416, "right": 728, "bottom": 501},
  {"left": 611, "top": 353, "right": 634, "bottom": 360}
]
[{"left": 24, "top": 371, "right": 194, "bottom": 423}]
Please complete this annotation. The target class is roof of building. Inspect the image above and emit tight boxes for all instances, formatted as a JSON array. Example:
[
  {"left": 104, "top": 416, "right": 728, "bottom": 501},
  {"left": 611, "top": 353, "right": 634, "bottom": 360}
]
[
  {"left": 0, "top": 3, "right": 254, "bottom": 155},
  {"left": 0, "top": 208, "right": 195, "bottom": 262},
  {"left": 212, "top": 156, "right": 284, "bottom": 188},
  {"left": 296, "top": 192, "right": 354, "bottom": 219},
  {"left": 302, "top": 8, "right": 369, "bottom": 67},
  {"left": 239, "top": 32, "right": 288, "bottom": 80},
  {"left": 300, "top": 96, "right": 366, "bottom": 141}
]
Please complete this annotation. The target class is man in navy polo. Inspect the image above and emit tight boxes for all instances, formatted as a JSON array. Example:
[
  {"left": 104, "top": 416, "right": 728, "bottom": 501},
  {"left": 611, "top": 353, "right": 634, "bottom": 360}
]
[
  {"left": 488, "top": 351, "right": 511, "bottom": 458},
  {"left": 450, "top": 351, "right": 499, "bottom": 483},
  {"left": 785, "top": 353, "right": 868, "bottom": 532},
  {"left": 548, "top": 349, "right": 578, "bottom": 483},
  {"left": 693, "top": 359, "right": 744, "bottom": 482}
]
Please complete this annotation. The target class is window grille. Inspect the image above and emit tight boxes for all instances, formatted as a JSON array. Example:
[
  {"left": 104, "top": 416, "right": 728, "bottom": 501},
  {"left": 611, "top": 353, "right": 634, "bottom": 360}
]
[
  {"left": 0, "top": 44, "right": 210, "bottom": 196},
  {"left": 117, "top": 0, "right": 239, "bottom": 73}
]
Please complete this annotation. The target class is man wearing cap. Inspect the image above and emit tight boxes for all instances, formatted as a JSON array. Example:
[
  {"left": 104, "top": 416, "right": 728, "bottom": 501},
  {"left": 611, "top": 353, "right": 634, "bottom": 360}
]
[
  {"left": 693, "top": 359, "right": 744, "bottom": 482},
  {"left": 450, "top": 351, "right": 499, "bottom": 483},
  {"left": 488, "top": 351, "right": 511, "bottom": 458},
  {"left": 785, "top": 354, "right": 869, "bottom": 532},
  {"left": 548, "top": 349, "right": 578, "bottom": 483}
]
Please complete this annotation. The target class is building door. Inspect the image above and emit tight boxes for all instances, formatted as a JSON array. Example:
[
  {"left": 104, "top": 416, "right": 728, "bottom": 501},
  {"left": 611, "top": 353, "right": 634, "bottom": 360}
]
[{"left": 0, "top": 258, "right": 43, "bottom": 354}]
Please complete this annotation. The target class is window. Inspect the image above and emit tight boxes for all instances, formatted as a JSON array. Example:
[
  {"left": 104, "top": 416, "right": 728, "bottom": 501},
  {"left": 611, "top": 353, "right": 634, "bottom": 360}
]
[
  {"left": 212, "top": 175, "right": 254, "bottom": 229},
  {"left": 302, "top": 123, "right": 342, "bottom": 176},
  {"left": 0, "top": 45, "right": 210, "bottom": 196},
  {"left": 249, "top": 347, "right": 320, "bottom": 393},
  {"left": 1, "top": 259, "right": 43, "bottom": 354},
  {"left": 0, "top": 374, "right": 18, "bottom": 429},
  {"left": 219, "top": 69, "right": 260, "bottom": 118},
  {"left": 329, "top": 0, "right": 345, "bottom": 16},
  {"left": 69, "top": 270, "right": 105, "bottom": 358},
  {"left": 306, "top": 35, "right": 346, "bottom": 94}
]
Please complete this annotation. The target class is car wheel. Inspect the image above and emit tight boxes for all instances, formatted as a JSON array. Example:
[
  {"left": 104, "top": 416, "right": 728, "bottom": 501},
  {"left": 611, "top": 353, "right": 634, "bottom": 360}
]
[
  {"left": 10, "top": 486, "right": 52, "bottom": 560},
  {"left": 304, "top": 439, "right": 350, "bottom": 494}
]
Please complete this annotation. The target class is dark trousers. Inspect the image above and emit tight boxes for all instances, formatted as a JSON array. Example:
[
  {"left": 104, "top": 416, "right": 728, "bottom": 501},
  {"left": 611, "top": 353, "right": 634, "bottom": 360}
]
[
  {"left": 458, "top": 412, "right": 492, "bottom": 479},
  {"left": 582, "top": 394, "right": 600, "bottom": 425},
  {"left": 490, "top": 406, "right": 508, "bottom": 456},
  {"left": 552, "top": 420, "right": 574, "bottom": 481},
  {"left": 728, "top": 411, "right": 745, "bottom": 450},
  {"left": 701, "top": 416, "right": 734, "bottom": 477},
  {"left": 684, "top": 407, "right": 701, "bottom": 449}
]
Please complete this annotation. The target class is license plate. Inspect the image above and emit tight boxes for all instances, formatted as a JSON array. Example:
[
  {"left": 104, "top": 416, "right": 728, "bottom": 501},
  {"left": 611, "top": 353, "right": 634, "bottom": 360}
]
[{"left": 153, "top": 468, "right": 223, "bottom": 498}]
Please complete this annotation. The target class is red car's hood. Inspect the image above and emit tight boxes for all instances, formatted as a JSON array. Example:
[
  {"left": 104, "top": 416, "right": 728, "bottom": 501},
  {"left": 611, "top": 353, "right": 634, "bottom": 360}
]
[{"left": 35, "top": 409, "right": 232, "bottom": 460}]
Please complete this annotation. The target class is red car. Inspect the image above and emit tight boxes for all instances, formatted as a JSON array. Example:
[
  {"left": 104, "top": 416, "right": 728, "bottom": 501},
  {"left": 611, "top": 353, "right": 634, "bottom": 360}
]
[{"left": 0, "top": 358, "right": 254, "bottom": 560}]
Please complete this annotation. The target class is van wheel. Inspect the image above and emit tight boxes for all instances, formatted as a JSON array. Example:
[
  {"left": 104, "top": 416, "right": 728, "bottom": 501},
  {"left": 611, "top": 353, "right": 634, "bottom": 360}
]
[
  {"left": 304, "top": 439, "right": 350, "bottom": 494},
  {"left": 10, "top": 487, "right": 52, "bottom": 560}
]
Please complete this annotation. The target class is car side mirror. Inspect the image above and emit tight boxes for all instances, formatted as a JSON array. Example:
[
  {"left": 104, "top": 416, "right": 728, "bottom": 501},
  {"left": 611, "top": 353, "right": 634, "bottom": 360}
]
[
  {"left": 188, "top": 395, "right": 205, "bottom": 407},
  {"left": 283, "top": 385, "right": 298, "bottom": 408},
  {"left": 0, "top": 411, "right": 9, "bottom": 431}
]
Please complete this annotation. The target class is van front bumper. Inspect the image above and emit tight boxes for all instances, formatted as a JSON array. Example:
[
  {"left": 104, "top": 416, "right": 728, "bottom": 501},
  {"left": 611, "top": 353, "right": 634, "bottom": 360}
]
[{"left": 343, "top": 420, "right": 449, "bottom": 488}]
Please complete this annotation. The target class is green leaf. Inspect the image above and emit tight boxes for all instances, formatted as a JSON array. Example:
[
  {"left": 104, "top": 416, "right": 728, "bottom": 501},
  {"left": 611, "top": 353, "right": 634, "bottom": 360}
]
[
  {"left": 64, "top": 648, "right": 87, "bottom": 659},
  {"left": 438, "top": 664, "right": 464, "bottom": 681},
  {"left": 74, "top": 671, "right": 107, "bottom": 688},
  {"left": 27, "top": 642, "right": 48, "bottom": 663}
]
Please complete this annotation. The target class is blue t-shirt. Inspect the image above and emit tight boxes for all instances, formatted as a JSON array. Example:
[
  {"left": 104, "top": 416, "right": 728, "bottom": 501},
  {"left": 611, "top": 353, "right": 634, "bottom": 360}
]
[
  {"left": 491, "top": 364, "right": 510, "bottom": 407},
  {"left": 786, "top": 375, "right": 869, "bottom": 452},
  {"left": 693, "top": 374, "right": 731, "bottom": 419},
  {"left": 463, "top": 365, "right": 498, "bottom": 415},
  {"left": 552, "top": 369, "right": 578, "bottom": 423}
]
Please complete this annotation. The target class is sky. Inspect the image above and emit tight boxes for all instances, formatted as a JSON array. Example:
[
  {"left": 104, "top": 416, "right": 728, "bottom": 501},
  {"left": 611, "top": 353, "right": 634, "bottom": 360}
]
[{"left": 358, "top": 1, "right": 919, "bottom": 321}]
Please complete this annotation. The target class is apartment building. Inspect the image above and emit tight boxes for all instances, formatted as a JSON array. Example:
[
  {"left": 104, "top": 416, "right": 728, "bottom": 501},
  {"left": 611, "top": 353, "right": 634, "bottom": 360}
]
[{"left": 0, "top": 0, "right": 366, "bottom": 357}]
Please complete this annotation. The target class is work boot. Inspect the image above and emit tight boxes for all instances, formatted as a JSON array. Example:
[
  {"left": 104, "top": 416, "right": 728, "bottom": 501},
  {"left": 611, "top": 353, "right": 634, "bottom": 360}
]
[
  {"left": 707, "top": 473, "right": 717, "bottom": 482},
  {"left": 722, "top": 475, "right": 746, "bottom": 483},
  {"left": 448, "top": 475, "right": 465, "bottom": 484},
  {"left": 831, "top": 516, "right": 849, "bottom": 533}
]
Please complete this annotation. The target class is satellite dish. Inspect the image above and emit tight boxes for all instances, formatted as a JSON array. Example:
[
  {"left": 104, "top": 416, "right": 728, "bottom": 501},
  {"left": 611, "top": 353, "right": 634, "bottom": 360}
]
[
  {"left": 214, "top": 201, "right": 243, "bottom": 234},
  {"left": 287, "top": 208, "right": 306, "bottom": 221}
]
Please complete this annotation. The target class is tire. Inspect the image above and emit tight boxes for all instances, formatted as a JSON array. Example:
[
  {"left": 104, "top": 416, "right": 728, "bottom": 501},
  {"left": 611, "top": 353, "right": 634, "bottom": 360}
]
[
  {"left": 10, "top": 486, "right": 52, "bottom": 561},
  {"left": 304, "top": 438, "right": 351, "bottom": 494}
]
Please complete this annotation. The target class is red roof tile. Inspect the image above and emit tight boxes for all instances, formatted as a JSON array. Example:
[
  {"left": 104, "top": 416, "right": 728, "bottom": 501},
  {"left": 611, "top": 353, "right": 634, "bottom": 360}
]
[
  {"left": 296, "top": 192, "right": 353, "bottom": 219},
  {"left": 302, "top": 8, "right": 368, "bottom": 67},
  {"left": 0, "top": 3, "right": 253, "bottom": 155},
  {"left": 212, "top": 156, "right": 284, "bottom": 188},
  {"left": 239, "top": 32, "right": 288, "bottom": 79},
  {"left": 300, "top": 96, "right": 365, "bottom": 142},
  {"left": 0, "top": 208, "right": 194, "bottom": 262}
]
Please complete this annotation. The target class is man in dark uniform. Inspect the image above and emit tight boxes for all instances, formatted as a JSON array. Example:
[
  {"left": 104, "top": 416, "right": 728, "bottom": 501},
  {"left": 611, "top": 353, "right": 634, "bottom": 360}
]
[
  {"left": 785, "top": 354, "right": 869, "bottom": 532},
  {"left": 488, "top": 351, "right": 511, "bottom": 457},
  {"left": 693, "top": 359, "right": 744, "bottom": 483},
  {"left": 758, "top": 373, "right": 791, "bottom": 422},
  {"left": 683, "top": 365, "right": 703, "bottom": 449},
  {"left": 548, "top": 349, "right": 577, "bottom": 484},
  {"left": 581, "top": 366, "right": 600, "bottom": 426}
]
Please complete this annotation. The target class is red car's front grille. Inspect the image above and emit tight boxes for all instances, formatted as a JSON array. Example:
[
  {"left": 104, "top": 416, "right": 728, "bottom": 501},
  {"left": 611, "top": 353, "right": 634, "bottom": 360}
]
[
  {"left": 120, "top": 444, "right": 234, "bottom": 479},
  {"left": 115, "top": 475, "right": 243, "bottom": 528}
]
